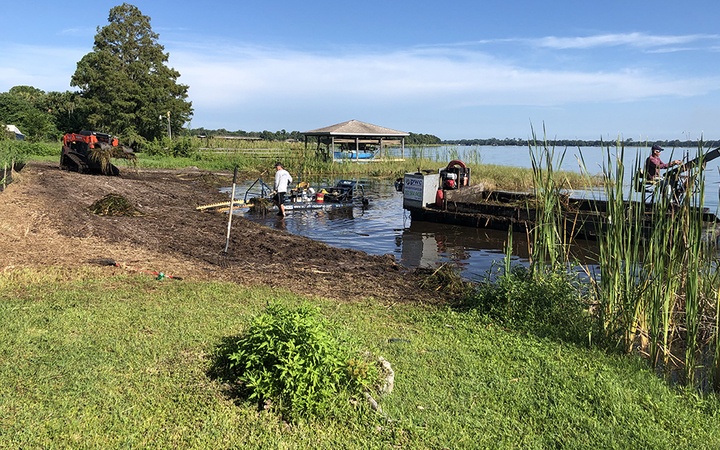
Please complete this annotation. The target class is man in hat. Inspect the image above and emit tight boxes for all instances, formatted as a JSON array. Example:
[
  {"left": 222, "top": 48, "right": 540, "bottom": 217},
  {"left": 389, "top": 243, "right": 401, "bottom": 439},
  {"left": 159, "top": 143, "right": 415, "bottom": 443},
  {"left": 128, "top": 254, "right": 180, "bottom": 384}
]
[
  {"left": 645, "top": 144, "right": 682, "bottom": 180},
  {"left": 273, "top": 162, "right": 292, "bottom": 217}
]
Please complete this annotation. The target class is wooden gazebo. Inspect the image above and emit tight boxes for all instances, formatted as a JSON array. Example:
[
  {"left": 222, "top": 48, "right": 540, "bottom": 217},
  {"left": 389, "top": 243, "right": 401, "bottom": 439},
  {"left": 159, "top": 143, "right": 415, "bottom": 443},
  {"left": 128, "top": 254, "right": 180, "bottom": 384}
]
[{"left": 302, "top": 119, "right": 409, "bottom": 161}]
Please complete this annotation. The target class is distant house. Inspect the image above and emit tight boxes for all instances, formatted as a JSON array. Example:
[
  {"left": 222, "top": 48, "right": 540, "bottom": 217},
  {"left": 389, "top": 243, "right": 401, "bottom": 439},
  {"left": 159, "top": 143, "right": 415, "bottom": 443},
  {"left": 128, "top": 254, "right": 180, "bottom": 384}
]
[{"left": 5, "top": 125, "right": 25, "bottom": 141}]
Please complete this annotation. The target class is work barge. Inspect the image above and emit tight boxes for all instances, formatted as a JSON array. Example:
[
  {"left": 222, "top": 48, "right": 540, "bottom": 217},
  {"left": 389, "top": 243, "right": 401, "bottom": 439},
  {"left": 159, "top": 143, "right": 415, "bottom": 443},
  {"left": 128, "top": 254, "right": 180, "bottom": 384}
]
[{"left": 400, "top": 157, "right": 720, "bottom": 241}]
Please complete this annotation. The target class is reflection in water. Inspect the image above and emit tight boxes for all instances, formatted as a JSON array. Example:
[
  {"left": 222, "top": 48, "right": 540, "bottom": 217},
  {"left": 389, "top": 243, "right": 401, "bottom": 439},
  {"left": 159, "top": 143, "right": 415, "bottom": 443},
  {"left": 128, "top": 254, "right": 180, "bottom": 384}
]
[
  {"left": 233, "top": 169, "right": 603, "bottom": 282},
  {"left": 400, "top": 221, "right": 600, "bottom": 279},
  {"left": 272, "top": 216, "right": 287, "bottom": 231},
  {"left": 400, "top": 222, "right": 529, "bottom": 277}
]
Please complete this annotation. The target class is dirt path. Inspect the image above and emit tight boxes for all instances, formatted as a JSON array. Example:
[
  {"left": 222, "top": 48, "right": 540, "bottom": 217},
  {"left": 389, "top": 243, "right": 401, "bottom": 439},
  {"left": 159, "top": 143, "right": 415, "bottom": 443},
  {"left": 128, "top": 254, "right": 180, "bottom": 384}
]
[{"left": 0, "top": 161, "right": 439, "bottom": 303}]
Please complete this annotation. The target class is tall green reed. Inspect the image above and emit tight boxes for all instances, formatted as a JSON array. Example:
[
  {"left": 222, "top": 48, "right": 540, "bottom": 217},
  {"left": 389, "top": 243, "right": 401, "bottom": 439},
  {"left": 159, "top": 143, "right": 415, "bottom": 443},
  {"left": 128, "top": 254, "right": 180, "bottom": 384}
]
[
  {"left": 528, "top": 131, "right": 571, "bottom": 269},
  {"left": 641, "top": 146, "right": 717, "bottom": 385},
  {"left": 588, "top": 142, "right": 720, "bottom": 389},
  {"left": 673, "top": 147, "right": 712, "bottom": 386},
  {"left": 714, "top": 285, "right": 720, "bottom": 391},
  {"left": 593, "top": 143, "right": 649, "bottom": 352},
  {"left": 526, "top": 138, "right": 720, "bottom": 389},
  {"left": 643, "top": 169, "right": 682, "bottom": 368}
]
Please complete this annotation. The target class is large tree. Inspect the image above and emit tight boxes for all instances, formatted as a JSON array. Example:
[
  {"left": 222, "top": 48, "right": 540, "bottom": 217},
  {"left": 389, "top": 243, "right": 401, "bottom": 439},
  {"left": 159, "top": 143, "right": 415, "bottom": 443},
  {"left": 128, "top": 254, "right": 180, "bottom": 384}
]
[
  {"left": 45, "top": 90, "right": 88, "bottom": 134},
  {"left": 71, "top": 3, "right": 192, "bottom": 142},
  {"left": 0, "top": 86, "right": 59, "bottom": 141}
]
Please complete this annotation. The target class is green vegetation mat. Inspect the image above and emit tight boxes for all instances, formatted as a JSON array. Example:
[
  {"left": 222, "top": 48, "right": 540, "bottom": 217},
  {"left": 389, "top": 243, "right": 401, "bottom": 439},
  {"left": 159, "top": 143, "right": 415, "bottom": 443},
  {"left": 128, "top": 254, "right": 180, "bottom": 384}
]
[{"left": 1, "top": 269, "right": 719, "bottom": 449}]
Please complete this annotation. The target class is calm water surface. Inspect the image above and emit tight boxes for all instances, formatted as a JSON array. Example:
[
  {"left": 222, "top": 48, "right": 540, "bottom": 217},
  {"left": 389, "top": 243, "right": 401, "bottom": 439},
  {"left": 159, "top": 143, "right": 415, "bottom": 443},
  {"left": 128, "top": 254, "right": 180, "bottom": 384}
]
[{"left": 230, "top": 146, "right": 720, "bottom": 282}]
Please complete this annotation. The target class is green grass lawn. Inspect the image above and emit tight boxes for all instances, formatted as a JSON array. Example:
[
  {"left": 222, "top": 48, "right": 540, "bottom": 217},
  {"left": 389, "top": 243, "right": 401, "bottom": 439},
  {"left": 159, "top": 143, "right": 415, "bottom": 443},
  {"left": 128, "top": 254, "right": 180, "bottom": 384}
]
[{"left": 1, "top": 268, "right": 719, "bottom": 449}]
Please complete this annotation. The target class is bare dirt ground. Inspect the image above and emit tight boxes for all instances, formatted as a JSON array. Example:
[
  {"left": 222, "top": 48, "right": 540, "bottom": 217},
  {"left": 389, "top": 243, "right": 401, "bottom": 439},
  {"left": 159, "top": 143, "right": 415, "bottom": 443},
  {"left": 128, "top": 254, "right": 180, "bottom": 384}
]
[{"left": 0, "top": 161, "right": 439, "bottom": 303}]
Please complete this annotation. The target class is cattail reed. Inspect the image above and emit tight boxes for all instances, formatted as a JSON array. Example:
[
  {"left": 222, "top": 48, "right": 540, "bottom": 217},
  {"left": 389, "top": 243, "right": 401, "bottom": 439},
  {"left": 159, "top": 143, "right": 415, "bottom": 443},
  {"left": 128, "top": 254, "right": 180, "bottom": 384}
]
[
  {"left": 527, "top": 139, "right": 720, "bottom": 390},
  {"left": 528, "top": 128, "right": 570, "bottom": 270}
]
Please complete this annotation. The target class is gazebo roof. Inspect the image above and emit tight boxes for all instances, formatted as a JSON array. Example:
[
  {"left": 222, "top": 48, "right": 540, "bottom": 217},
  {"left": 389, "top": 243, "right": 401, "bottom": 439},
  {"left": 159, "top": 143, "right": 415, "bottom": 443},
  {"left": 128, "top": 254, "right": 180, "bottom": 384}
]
[{"left": 303, "top": 120, "right": 409, "bottom": 137}]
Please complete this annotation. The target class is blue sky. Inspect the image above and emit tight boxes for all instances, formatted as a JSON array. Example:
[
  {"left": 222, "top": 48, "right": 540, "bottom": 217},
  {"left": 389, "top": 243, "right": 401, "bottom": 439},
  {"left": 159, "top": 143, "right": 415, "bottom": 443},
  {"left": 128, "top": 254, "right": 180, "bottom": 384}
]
[{"left": 3, "top": 1, "right": 720, "bottom": 141}]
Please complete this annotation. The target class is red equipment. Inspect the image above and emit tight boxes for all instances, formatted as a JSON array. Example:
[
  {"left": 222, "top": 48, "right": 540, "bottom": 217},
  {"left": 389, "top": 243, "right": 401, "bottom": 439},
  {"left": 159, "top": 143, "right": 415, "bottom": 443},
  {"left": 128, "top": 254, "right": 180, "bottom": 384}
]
[
  {"left": 59, "top": 130, "right": 132, "bottom": 175},
  {"left": 439, "top": 159, "right": 470, "bottom": 190}
]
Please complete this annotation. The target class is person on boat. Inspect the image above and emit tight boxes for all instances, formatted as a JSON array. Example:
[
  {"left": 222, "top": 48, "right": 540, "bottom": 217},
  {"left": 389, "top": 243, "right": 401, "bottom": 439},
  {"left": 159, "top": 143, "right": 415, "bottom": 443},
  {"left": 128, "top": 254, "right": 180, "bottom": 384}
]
[
  {"left": 273, "top": 161, "right": 293, "bottom": 217},
  {"left": 645, "top": 144, "right": 682, "bottom": 181}
]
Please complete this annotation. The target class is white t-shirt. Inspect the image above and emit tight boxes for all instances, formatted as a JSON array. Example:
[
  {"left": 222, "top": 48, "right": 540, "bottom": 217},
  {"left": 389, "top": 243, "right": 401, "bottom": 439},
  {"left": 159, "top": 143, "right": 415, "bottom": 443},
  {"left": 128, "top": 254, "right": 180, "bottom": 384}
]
[{"left": 274, "top": 168, "right": 292, "bottom": 193}]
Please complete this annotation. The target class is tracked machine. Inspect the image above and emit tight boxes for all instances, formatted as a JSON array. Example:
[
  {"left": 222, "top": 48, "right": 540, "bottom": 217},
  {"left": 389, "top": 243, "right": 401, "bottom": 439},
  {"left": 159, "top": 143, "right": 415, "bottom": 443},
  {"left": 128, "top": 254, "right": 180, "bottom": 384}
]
[{"left": 60, "top": 130, "right": 135, "bottom": 175}]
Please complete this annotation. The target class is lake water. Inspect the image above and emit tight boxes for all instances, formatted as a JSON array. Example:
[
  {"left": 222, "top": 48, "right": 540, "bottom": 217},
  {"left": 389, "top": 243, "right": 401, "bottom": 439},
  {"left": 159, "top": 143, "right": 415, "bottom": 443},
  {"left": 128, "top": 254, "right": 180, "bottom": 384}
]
[{"left": 230, "top": 145, "right": 720, "bottom": 282}]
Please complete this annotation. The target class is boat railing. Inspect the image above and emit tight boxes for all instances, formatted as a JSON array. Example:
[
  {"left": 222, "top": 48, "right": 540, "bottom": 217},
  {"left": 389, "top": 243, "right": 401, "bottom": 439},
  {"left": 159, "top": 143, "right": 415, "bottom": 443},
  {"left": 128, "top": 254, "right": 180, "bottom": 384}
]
[
  {"left": 630, "top": 146, "right": 720, "bottom": 206},
  {"left": 243, "top": 177, "right": 273, "bottom": 203},
  {"left": 634, "top": 166, "right": 703, "bottom": 206},
  {"left": 320, "top": 180, "right": 369, "bottom": 205},
  {"left": 243, "top": 177, "right": 370, "bottom": 208}
]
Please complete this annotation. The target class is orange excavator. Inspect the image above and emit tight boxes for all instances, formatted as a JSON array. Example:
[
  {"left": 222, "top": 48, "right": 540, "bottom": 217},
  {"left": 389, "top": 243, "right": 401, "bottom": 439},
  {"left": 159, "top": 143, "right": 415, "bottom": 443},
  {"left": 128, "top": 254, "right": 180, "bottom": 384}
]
[{"left": 59, "top": 130, "right": 135, "bottom": 175}]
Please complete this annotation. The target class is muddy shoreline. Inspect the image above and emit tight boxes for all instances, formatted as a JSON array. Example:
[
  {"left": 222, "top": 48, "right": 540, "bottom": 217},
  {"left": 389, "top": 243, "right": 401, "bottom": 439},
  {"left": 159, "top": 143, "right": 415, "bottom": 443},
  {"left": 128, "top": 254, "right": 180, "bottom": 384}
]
[{"left": 0, "top": 161, "right": 440, "bottom": 304}]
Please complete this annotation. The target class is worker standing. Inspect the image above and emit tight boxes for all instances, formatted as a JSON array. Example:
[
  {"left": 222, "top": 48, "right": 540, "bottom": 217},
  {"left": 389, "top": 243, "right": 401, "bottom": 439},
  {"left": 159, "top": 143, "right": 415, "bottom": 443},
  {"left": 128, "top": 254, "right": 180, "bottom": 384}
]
[{"left": 273, "top": 162, "right": 293, "bottom": 217}]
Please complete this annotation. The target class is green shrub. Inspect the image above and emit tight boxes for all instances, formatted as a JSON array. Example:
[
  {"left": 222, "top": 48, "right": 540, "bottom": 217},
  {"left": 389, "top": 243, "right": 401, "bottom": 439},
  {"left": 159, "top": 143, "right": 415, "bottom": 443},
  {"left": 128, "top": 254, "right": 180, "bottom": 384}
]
[
  {"left": 223, "top": 303, "right": 377, "bottom": 421},
  {"left": 144, "top": 136, "right": 198, "bottom": 157},
  {"left": 143, "top": 137, "right": 170, "bottom": 156},
  {"left": 0, "top": 140, "right": 57, "bottom": 165},
  {"left": 0, "top": 140, "right": 19, "bottom": 167},
  {"left": 21, "top": 141, "right": 59, "bottom": 157},
  {"left": 469, "top": 265, "right": 593, "bottom": 345},
  {"left": 171, "top": 136, "right": 198, "bottom": 158}
]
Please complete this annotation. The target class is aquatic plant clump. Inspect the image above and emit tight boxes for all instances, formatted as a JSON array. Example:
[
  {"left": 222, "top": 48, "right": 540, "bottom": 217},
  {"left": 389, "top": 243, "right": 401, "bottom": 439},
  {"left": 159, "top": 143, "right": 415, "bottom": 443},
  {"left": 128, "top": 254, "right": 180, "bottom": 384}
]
[
  {"left": 88, "top": 144, "right": 137, "bottom": 175},
  {"left": 89, "top": 193, "right": 141, "bottom": 216},
  {"left": 247, "top": 196, "right": 274, "bottom": 214}
]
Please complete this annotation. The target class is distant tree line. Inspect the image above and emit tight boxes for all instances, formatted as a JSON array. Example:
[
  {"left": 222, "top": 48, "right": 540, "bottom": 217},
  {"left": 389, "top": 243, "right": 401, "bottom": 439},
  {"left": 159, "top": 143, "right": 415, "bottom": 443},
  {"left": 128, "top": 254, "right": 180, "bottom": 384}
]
[
  {"left": 187, "top": 127, "right": 306, "bottom": 142},
  {"left": 443, "top": 137, "right": 720, "bottom": 148},
  {"left": 406, "top": 132, "right": 442, "bottom": 145},
  {"left": 185, "top": 129, "right": 443, "bottom": 145}
]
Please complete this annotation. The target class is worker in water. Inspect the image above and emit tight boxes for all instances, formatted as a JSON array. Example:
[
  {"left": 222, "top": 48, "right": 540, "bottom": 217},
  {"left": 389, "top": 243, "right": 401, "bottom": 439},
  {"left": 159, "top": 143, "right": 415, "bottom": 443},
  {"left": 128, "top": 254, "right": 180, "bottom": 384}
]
[
  {"left": 273, "top": 161, "right": 293, "bottom": 217},
  {"left": 645, "top": 144, "right": 682, "bottom": 180}
]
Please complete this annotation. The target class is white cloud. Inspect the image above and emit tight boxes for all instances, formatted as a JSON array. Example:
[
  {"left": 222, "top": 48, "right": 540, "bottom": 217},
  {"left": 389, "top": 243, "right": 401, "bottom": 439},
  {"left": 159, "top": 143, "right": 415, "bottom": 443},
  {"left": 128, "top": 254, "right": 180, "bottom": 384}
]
[
  {"left": 450, "top": 33, "right": 720, "bottom": 52},
  {"left": 533, "top": 32, "right": 720, "bottom": 50},
  {"left": 58, "top": 27, "right": 96, "bottom": 38},
  {"left": 170, "top": 42, "right": 720, "bottom": 113},
  {"left": 5, "top": 34, "right": 719, "bottom": 105}
]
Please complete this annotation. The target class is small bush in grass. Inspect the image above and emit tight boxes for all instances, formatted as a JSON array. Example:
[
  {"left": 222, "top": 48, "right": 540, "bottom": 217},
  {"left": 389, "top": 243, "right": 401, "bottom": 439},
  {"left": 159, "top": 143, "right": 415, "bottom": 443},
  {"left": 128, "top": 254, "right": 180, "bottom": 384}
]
[
  {"left": 468, "top": 265, "right": 593, "bottom": 345},
  {"left": 222, "top": 303, "right": 378, "bottom": 421}
]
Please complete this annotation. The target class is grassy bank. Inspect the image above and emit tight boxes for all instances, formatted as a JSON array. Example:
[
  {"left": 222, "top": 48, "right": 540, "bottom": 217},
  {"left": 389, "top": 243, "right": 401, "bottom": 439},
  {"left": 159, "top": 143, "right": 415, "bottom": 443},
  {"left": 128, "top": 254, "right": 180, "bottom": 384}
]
[
  {"left": 1, "top": 268, "right": 719, "bottom": 449},
  {"left": 3, "top": 138, "right": 599, "bottom": 192}
]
